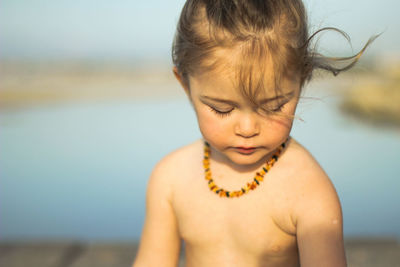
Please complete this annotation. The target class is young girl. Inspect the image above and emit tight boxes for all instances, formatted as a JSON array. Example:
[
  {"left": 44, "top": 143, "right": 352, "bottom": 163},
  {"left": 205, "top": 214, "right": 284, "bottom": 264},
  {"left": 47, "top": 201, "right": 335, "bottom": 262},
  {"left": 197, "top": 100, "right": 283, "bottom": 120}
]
[{"left": 133, "top": 1, "right": 376, "bottom": 266}]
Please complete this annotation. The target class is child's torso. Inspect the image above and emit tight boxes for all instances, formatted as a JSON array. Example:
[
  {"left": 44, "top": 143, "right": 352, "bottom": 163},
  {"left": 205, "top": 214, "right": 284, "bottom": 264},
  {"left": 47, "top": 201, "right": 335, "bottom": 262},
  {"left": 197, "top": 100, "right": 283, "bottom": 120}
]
[{"left": 172, "top": 141, "right": 300, "bottom": 267}]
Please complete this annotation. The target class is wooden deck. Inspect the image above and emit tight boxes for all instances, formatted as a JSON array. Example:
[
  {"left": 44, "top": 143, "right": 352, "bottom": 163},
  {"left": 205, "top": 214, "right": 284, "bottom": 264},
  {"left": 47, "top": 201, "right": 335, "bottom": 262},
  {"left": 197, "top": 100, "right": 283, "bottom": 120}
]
[{"left": 1, "top": 239, "right": 399, "bottom": 267}]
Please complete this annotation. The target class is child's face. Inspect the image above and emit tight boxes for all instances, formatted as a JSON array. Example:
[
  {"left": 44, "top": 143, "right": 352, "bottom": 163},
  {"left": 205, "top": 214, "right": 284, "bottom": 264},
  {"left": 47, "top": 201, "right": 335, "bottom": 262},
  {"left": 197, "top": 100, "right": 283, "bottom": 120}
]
[{"left": 175, "top": 66, "right": 300, "bottom": 168}]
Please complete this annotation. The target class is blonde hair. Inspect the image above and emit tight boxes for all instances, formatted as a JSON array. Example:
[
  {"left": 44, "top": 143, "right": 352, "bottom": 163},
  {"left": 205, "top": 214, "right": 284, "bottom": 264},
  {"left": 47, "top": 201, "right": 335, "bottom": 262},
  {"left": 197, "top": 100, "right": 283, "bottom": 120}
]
[{"left": 172, "top": 0, "right": 378, "bottom": 105}]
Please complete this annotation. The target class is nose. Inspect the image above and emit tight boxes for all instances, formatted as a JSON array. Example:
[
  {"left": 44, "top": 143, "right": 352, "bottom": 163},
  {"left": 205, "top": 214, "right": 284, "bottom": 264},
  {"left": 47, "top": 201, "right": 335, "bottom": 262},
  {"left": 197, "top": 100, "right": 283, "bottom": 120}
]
[{"left": 235, "top": 112, "right": 260, "bottom": 138}]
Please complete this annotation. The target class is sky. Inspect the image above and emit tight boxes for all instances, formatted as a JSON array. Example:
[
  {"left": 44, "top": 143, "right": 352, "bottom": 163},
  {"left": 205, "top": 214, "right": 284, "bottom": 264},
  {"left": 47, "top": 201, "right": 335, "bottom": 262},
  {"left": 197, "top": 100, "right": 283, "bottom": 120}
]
[{"left": 1, "top": 0, "right": 399, "bottom": 62}]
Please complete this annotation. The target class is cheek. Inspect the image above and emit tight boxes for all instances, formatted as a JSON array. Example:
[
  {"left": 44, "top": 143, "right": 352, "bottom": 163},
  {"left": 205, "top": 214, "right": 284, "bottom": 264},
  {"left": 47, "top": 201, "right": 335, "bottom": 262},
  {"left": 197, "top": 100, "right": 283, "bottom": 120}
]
[
  {"left": 197, "top": 110, "right": 221, "bottom": 133},
  {"left": 268, "top": 117, "right": 294, "bottom": 135},
  {"left": 270, "top": 100, "right": 298, "bottom": 128},
  {"left": 195, "top": 107, "right": 230, "bottom": 141},
  {"left": 286, "top": 100, "right": 298, "bottom": 115},
  {"left": 261, "top": 103, "right": 297, "bottom": 139}
]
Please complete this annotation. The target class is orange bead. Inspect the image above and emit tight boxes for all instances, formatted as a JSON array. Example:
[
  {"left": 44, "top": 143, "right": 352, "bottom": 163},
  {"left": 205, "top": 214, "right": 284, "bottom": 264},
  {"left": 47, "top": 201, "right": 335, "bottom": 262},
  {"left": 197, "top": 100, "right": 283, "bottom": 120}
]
[
  {"left": 250, "top": 182, "right": 257, "bottom": 190},
  {"left": 202, "top": 141, "right": 282, "bottom": 198}
]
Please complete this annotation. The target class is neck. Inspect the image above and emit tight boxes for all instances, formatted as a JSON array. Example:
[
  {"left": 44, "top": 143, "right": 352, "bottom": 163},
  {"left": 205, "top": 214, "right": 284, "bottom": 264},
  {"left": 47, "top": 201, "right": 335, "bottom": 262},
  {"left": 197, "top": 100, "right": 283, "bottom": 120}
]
[{"left": 209, "top": 145, "right": 277, "bottom": 174}]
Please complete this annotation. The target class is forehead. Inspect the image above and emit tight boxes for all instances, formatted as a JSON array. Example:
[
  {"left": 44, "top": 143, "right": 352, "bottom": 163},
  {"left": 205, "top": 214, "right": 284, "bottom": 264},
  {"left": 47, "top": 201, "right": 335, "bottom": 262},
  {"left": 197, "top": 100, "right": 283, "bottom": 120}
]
[{"left": 189, "top": 49, "right": 300, "bottom": 102}]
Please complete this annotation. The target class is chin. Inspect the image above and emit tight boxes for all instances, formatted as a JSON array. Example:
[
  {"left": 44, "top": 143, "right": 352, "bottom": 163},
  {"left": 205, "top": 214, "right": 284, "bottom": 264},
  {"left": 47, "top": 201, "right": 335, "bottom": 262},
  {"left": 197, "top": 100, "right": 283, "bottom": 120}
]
[{"left": 226, "top": 152, "right": 268, "bottom": 168}]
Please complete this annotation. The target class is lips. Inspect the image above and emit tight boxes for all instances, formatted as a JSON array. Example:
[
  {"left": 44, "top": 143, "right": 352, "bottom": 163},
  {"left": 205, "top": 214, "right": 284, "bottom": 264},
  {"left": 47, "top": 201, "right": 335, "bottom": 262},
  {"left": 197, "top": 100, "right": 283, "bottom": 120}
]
[{"left": 234, "top": 147, "right": 257, "bottom": 155}]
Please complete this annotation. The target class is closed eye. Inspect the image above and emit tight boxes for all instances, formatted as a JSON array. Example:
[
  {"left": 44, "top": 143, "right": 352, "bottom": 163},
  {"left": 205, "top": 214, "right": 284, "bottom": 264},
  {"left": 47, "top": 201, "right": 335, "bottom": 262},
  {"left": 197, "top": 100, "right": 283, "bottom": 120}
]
[
  {"left": 209, "top": 106, "right": 234, "bottom": 117},
  {"left": 271, "top": 105, "right": 284, "bottom": 112},
  {"left": 258, "top": 103, "right": 285, "bottom": 115}
]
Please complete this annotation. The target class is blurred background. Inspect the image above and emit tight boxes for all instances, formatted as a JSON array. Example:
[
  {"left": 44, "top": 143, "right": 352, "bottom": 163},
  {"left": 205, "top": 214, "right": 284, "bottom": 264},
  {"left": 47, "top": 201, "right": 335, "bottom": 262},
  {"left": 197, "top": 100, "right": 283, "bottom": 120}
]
[{"left": 1, "top": 0, "right": 399, "bottom": 266}]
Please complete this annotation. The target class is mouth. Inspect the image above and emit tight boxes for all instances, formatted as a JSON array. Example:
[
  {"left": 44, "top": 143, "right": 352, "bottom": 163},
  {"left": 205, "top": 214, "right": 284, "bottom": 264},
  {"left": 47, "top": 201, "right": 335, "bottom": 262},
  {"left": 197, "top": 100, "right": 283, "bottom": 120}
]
[{"left": 234, "top": 147, "right": 258, "bottom": 155}]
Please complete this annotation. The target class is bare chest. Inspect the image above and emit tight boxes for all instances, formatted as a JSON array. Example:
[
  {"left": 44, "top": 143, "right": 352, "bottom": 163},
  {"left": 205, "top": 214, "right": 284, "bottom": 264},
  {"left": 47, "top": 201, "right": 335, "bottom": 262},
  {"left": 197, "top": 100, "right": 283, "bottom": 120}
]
[{"left": 173, "top": 171, "right": 298, "bottom": 262}]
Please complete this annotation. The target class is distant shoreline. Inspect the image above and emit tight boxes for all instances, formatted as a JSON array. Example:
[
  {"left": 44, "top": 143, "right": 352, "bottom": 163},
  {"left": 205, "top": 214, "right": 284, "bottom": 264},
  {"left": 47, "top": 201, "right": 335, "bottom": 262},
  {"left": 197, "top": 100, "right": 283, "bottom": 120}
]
[
  {"left": 339, "top": 67, "right": 400, "bottom": 128},
  {"left": 0, "top": 61, "right": 351, "bottom": 108},
  {"left": 1, "top": 61, "right": 400, "bottom": 129},
  {"left": 0, "top": 61, "right": 184, "bottom": 109}
]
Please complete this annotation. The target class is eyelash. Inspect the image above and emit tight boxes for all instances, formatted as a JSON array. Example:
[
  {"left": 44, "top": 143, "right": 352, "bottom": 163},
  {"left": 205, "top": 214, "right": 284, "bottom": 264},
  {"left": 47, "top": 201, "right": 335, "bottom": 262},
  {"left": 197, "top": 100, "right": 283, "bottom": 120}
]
[
  {"left": 209, "top": 106, "right": 234, "bottom": 117},
  {"left": 208, "top": 103, "right": 285, "bottom": 117},
  {"left": 272, "top": 105, "right": 284, "bottom": 112},
  {"left": 258, "top": 104, "right": 284, "bottom": 115}
]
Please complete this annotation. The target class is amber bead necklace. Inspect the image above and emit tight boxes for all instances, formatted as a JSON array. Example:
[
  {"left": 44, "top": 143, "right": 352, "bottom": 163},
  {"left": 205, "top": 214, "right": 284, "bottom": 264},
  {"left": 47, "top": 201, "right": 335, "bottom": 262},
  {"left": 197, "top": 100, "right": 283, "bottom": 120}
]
[{"left": 203, "top": 139, "right": 287, "bottom": 198}]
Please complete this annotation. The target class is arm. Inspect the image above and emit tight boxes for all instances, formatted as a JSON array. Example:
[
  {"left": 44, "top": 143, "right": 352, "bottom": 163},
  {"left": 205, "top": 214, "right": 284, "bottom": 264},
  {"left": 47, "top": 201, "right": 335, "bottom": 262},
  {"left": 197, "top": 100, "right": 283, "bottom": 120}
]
[
  {"left": 133, "top": 158, "right": 181, "bottom": 267},
  {"left": 294, "top": 172, "right": 347, "bottom": 267}
]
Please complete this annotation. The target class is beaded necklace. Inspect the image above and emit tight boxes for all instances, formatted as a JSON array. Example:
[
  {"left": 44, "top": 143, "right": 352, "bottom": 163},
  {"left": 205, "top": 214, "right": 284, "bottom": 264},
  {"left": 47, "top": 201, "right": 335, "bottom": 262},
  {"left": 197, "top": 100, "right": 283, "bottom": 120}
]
[{"left": 203, "top": 139, "right": 287, "bottom": 198}]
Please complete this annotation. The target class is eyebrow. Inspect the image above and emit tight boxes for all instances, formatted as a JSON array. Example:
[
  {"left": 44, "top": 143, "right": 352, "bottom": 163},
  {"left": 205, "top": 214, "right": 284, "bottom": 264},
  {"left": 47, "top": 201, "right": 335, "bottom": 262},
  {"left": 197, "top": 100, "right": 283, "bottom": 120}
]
[
  {"left": 199, "top": 95, "right": 239, "bottom": 106},
  {"left": 258, "top": 92, "right": 295, "bottom": 105},
  {"left": 200, "top": 91, "right": 294, "bottom": 106}
]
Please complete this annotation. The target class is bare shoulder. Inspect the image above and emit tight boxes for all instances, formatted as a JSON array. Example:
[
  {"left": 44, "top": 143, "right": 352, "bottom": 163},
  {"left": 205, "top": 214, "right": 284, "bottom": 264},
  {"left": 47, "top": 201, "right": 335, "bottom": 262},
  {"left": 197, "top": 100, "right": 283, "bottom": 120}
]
[
  {"left": 149, "top": 139, "right": 203, "bottom": 194},
  {"left": 133, "top": 140, "right": 203, "bottom": 267},
  {"left": 283, "top": 139, "right": 346, "bottom": 266},
  {"left": 153, "top": 139, "right": 202, "bottom": 174},
  {"left": 282, "top": 138, "right": 343, "bottom": 226},
  {"left": 283, "top": 138, "right": 336, "bottom": 191},
  {"left": 280, "top": 138, "right": 333, "bottom": 187}
]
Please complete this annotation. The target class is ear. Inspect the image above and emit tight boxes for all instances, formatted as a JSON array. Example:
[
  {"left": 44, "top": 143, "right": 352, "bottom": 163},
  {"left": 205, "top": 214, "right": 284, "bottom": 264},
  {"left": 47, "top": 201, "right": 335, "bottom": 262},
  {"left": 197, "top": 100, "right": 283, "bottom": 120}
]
[{"left": 172, "top": 66, "right": 190, "bottom": 96}]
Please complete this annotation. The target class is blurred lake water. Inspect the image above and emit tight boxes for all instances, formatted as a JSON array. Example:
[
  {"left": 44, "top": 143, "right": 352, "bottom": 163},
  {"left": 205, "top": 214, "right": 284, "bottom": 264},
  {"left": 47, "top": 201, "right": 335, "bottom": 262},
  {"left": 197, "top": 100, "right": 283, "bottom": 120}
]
[{"left": 1, "top": 81, "right": 399, "bottom": 241}]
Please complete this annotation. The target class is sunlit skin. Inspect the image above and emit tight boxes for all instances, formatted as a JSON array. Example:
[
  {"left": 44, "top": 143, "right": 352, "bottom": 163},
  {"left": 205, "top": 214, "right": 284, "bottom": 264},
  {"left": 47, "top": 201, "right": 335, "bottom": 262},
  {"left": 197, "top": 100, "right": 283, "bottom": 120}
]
[
  {"left": 133, "top": 58, "right": 347, "bottom": 267},
  {"left": 186, "top": 67, "right": 300, "bottom": 172}
]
